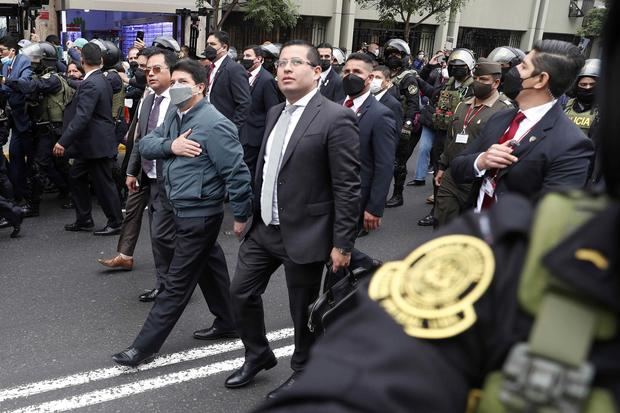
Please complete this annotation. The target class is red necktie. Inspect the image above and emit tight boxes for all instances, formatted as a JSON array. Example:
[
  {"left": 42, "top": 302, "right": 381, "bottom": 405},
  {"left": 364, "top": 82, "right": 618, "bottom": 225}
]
[
  {"left": 481, "top": 111, "right": 527, "bottom": 210},
  {"left": 207, "top": 63, "right": 216, "bottom": 85},
  {"left": 344, "top": 98, "right": 354, "bottom": 108}
]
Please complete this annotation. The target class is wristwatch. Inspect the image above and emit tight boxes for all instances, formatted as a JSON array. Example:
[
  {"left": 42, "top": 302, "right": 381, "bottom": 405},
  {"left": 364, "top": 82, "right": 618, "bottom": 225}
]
[{"left": 337, "top": 248, "right": 352, "bottom": 256}]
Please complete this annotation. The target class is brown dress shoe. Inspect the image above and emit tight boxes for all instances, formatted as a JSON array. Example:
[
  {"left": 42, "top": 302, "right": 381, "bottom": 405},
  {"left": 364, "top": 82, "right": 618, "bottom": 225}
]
[{"left": 97, "top": 255, "right": 133, "bottom": 271}]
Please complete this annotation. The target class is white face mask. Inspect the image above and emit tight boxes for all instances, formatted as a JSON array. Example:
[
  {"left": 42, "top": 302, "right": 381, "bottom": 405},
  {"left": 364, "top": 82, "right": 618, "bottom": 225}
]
[
  {"left": 370, "top": 78, "right": 384, "bottom": 94},
  {"left": 417, "top": 54, "right": 425, "bottom": 60},
  {"left": 170, "top": 83, "right": 199, "bottom": 106},
  {"left": 441, "top": 67, "right": 450, "bottom": 80}
]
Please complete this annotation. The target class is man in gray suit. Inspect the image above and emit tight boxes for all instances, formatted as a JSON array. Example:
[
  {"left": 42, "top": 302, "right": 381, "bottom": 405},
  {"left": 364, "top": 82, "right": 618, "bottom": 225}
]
[{"left": 225, "top": 40, "right": 361, "bottom": 399}]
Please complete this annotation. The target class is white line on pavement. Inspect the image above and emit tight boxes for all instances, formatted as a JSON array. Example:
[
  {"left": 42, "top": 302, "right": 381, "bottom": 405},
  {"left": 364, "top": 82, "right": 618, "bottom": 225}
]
[
  {"left": 0, "top": 328, "right": 293, "bottom": 403},
  {"left": 6, "top": 345, "right": 295, "bottom": 413}
]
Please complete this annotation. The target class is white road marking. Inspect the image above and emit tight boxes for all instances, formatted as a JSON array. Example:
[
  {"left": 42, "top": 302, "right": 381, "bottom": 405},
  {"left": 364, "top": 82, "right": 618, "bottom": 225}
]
[
  {"left": 6, "top": 345, "right": 295, "bottom": 413},
  {"left": 0, "top": 328, "right": 293, "bottom": 403}
]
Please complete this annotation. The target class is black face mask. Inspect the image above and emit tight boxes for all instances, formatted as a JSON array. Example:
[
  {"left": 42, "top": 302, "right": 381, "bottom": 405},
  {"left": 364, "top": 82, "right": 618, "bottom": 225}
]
[
  {"left": 342, "top": 74, "right": 367, "bottom": 97},
  {"left": 263, "top": 60, "right": 275, "bottom": 73},
  {"left": 473, "top": 80, "right": 494, "bottom": 99},
  {"left": 202, "top": 46, "right": 218, "bottom": 61},
  {"left": 129, "top": 61, "right": 139, "bottom": 71},
  {"left": 502, "top": 66, "right": 538, "bottom": 100},
  {"left": 448, "top": 65, "right": 469, "bottom": 80},
  {"left": 320, "top": 59, "right": 331, "bottom": 71},
  {"left": 386, "top": 56, "right": 402, "bottom": 70},
  {"left": 332, "top": 64, "right": 343, "bottom": 74},
  {"left": 575, "top": 86, "right": 596, "bottom": 105},
  {"left": 240, "top": 59, "right": 255, "bottom": 70}
]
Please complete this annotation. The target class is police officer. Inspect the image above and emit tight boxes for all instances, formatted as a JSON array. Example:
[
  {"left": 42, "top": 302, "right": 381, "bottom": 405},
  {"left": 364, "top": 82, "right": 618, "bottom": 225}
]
[
  {"left": 417, "top": 48, "right": 476, "bottom": 226},
  {"left": 90, "top": 40, "right": 124, "bottom": 123},
  {"left": 383, "top": 38, "right": 422, "bottom": 208},
  {"left": 487, "top": 46, "right": 526, "bottom": 92},
  {"left": 564, "top": 59, "right": 600, "bottom": 138},
  {"left": 15, "top": 41, "right": 73, "bottom": 213},
  {"left": 434, "top": 58, "right": 513, "bottom": 227}
]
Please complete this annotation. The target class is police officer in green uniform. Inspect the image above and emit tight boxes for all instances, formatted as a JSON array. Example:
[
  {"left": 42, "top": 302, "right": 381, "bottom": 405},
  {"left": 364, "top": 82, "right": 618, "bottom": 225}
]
[
  {"left": 12, "top": 41, "right": 73, "bottom": 215},
  {"left": 434, "top": 58, "right": 513, "bottom": 227},
  {"left": 565, "top": 59, "right": 600, "bottom": 138},
  {"left": 254, "top": 10, "right": 620, "bottom": 408},
  {"left": 418, "top": 48, "right": 476, "bottom": 226},
  {"left": 383, "top": 38, "right": 422, "bottom": 208}
]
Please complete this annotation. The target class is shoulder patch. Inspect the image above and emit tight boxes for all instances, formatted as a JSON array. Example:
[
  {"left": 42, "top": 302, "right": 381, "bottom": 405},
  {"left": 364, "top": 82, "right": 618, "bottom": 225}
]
[
  {"left": 368, "top": 235, "right": 494, "bottom": 339},
  {"left": 408, "top": 84, "right": 418, "bottom": 95},
  {"left": 42, "top": 73, "right": 52, "bottom": 80}
]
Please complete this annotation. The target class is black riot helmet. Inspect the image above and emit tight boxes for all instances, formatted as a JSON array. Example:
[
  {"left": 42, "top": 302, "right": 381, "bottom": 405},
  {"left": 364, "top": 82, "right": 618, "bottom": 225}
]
[
  {"left": 89, "top": 39, "right": 120, "bottom": 70},
  {"left": 152, "top": 36, "right": 180, "bottom": 54},
  {"left": 488, "top": 46, "right": 525, "bottom": 68},
  {"left": 383, "top": 38, "right": 411, "bottom": 70},
  {"left": 21, "top": 41, "right": 58, "bottom": 70}
]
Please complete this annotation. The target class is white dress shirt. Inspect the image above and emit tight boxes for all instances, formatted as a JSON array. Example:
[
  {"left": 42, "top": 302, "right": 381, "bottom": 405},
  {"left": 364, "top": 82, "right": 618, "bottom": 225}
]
[
  {"left": 83, "top": 68, "right": 98, "bottom": 80},
  {"left": 319, "top": 66, "right": 332, "bottom": 88},
  {"left": 207, "top": 54, "right": 226, "bottom": 100},
  {"left": 248, "top": 65, "right": 261, "bottom": 86},
  {"left": 141, "top": 89, "right": 171, "bottom": 179},
  {"left": 261, "top": 87, "right": 319, "bottom": 225},
  {"left": 345, "top": 90, "right": 371, "bottom": 113},
  {"left": 374, "top": 88, "right": 388, "bottom": 102}
]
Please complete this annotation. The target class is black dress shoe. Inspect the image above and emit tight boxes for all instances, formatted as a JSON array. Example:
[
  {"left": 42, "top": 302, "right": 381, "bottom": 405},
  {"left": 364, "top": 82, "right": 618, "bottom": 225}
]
[
  {"left": 139, "top": 288, "right": 160, "bottom": 302},
  {"left": 266, "top": 371, "right": 302, "bottom": 400},
  {"left": 357, "top": 228, "right": 369, "bottom": 238},
  {"left": 21, "top": 203, "right": 39, "bottom": 218},
  {"left": 0, "top": 218, "right": 9, "bottom": 228},
  {"left": 225, "top": 352, "right": 277, "bottom": 389},
  {"left": 111, "top": 347, "right": 156, "bottom": 367},
  {"left": 9, "top": 207, "right": 23, "bottom": 238},
  {"left": 385, "top": 193, "right": 403, "bottom": 208},
  {"left": 193, "top": 326, "right": 239, "bottom": 340},
  {"left": 417, "top": 214, "right": 437, "bottom": 227},
  {"left": 406, "top": 179, "right": 426, "bottom": 186},
  {"left": 93, "top": 225, "right": 121, "bottom": 236},
  {"left": 64, "top": 221, "right": 95, "bottom": 232}
]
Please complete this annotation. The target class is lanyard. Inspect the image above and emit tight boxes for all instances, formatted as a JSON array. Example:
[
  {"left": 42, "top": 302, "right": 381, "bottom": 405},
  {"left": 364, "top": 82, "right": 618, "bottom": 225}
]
[{"left": 461, "top": 104, "right": 486, "bottom": 132}]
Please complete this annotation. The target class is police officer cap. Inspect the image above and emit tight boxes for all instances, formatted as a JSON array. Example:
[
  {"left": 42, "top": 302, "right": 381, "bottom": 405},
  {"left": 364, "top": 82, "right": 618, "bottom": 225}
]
[
  {"left": 384, "top": 39, "right": 411, "bottom": 56},
  {"left": 260, "top": 43, "right": 280, "bottom": 58},
  {"left": 473, "top": 57, "right": 501, "bottom": 76},
  {"left": 487, "top": 46, "right": 526, "bottom": 64},
  {"left": 448, "top": 48, "right": 476, "bottom": 70},
  {"left": 152, "top": 36, "right": 180, "bottom": 53},
  {"left": 578, "top": 58, "right": 601, "bottom": 79}
]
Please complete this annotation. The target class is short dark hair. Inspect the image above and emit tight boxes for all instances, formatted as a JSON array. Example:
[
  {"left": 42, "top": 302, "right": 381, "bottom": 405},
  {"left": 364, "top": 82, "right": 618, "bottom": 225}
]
[
  {"left": 373, "top": 65, "right": 391, "bottom": 79},
  {"left": 0, "top": 36, "right": 18, "bottom": 51},
  {"left": 531, "top": 39, "right": 585, "bottom": 97},
  {"left": 346, "top": 52, "right": 374, "bottom": 68},
  {"left": 281, "top": 40, "right": 320, "bottom": 67},
  {"left": 46, "top": 34, "right": 60, "bottom": 45},
  {"left": 172, "top": 58, "right": 207, "bottom": 85},
  {"left": 81, "top": 43, "right": 102, "bottom": 66},
  {"left": 208, "top": 31, "right": 230, "bottom": 49},
  {"left": 148, "top": 48, "right": 178, "bottom": 70},
  {"left": 67, "top": 61, "right": 85, "bottom": 75},
  {"left": 138, "top": 46, "right": 159, "bottom": 59},
  {"left": 316, "top": 42, "right": 333, "bottom": 53},
  {"left": 244, "top": 45, "right": 263, "bottom": 58}
]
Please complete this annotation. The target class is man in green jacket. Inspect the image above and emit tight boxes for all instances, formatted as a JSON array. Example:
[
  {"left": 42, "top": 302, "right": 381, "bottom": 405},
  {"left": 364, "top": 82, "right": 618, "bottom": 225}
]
[{"left": 112, "top": 59, "right": 253, "bottom": 366}]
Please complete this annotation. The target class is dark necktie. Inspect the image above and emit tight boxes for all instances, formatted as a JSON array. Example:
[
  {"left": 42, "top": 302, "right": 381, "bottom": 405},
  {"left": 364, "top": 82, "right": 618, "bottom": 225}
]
[
  {"left": 207, "top": 63, "right": 216, "bottom": 86},
  {"left": 481, "top": 111, "right": 527, "bottom": 210},
  {"left": 146, "top": 95, "right": 164, "bottom": 134}
]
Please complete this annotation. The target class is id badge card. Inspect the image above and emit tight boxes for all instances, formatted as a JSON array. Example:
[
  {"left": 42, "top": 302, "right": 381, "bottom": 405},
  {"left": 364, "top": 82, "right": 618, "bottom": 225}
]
[
  {"left": 455, "top": 133, "right": 469, "bottom": 144},
  {"left": 481, "top": 177, "right": 496, "bottom": 197}
]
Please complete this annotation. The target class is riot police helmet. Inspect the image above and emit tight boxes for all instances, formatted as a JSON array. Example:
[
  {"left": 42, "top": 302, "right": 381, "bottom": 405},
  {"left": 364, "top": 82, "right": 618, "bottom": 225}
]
[
  {"left": 447, "top": 48, "right": 476, "bottom": 70},
  {"left": 383, "top": 38, "right": 411, "bottom": 57},
  {"left": 332, "top": 47, "right": 346, "bottom": 65},
  {"left": 260, "top": 43, "right": 280, "bottom": 59},
  {"left": 89, "top": 39, "right": 121, "bottom": 70},
  {"left": 20, "top": 42, "right": 43, "bottom": 63},
  {"left": 487, "top": 46, "right": 525, "bottom": 66},
  {"left": 578, "top": 58, "right": 601, "bottom": 79},
  {"left": 152, "top": 36, "right": 181, "bottom": 53},
  {"left": 39, "top": 41, "right": 59, "bottom": 68}
]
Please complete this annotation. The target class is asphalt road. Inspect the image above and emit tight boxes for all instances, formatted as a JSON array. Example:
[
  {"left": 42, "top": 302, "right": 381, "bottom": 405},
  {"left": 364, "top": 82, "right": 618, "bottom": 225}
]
[{"left": 0, "top": 156, "right": 434, "bottom": 413}]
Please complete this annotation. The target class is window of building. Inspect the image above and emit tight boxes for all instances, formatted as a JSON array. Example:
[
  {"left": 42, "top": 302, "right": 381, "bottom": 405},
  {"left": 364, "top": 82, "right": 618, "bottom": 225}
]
[
  {"left": 353, "top": 20, "right": 436, "bottom": 56},
  {"left": 457, "top": 27, "right": 523, "bottom": 58}
]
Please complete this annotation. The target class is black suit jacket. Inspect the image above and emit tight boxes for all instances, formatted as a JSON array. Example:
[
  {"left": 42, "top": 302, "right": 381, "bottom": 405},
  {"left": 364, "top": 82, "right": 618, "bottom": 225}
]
[
  {"left": 351, "top": 95, "right": 398, "bottom": 217},
  {"left": 319, "top": 68, "right": 345, "bottom": 103},
  {"left": 59, "top": 69, "right": 117, "bottom": 159},
  {"left": 239, "top": 67, "right": 282, "bottom": 148},
  {"left": 255, "top": 91, "right": 361, "bottom": 264},
  {"left": 209, "top": 56, "right": 252, "bottom": 130},
  {"left": 451, "top": 102, "right": 594, "bottom": 201},
  {"left": 379, "top": 92, "right": 404, "bottom": 130}
]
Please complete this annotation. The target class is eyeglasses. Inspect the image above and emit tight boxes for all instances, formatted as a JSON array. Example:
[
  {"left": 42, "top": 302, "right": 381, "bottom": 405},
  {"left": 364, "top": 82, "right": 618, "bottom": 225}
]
[
  {"left": 145, "top": 65, "right": 169, "bottom": 74},
  {"left": 275, "top": 58, "right": 315, "bottom": 69}
]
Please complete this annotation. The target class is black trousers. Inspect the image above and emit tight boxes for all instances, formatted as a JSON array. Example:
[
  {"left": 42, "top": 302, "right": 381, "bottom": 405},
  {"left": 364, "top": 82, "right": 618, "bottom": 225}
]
[
  {"left": 0, "top": 194, "right": 20, "bottom": 225},
  {"left": 242, "top": 144, "right": 260, "bottom": 184},
  {"left": 33, "top": 128, "right": 69, "bottom": 197},
  {"left": 0, "top": 155, "right": 13, "bottom": 200},
  {"left": 132, "top": 213, "right": 234, "bottom": 353},
  {"left": 69, "top": 158, "right": 122, "bottom": 227},
  {"left": 231, "top": 222, "right": 323, "bottom": 371}
]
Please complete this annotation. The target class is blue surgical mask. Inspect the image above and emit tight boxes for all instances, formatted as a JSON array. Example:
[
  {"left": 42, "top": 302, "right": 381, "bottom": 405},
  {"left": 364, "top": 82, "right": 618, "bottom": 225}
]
[{"left": 1, "top": 56, "right": 12, "bottom": 66}]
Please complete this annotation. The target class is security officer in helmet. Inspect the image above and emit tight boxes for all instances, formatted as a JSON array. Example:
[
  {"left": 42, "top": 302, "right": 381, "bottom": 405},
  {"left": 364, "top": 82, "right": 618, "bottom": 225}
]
[
  {"left": 417, "top": 48, "right": 475, "bottom": 226},
  {"left": 90, "top": 40, "right": 124, "bottom": 123},
  {"left": 9, "top": 41, "right": 72, "bottom": 215},
  {"left": 152, "top": 36, "right": 181, "bottom": 55},
  {"left": 487, "top": 46, "right": 526, "bottom": 92},
  {"left": 254, "top": 4, "right": 620, "bottom": 409},
  {"left": 565, "top": 59, "right": 600, "bottom": 138},
  {"left": 383, "top": 38, "right": 422, "bottom": 208},
  {"left": 260, "top": 43, "right": 280, "bottom": 76}
]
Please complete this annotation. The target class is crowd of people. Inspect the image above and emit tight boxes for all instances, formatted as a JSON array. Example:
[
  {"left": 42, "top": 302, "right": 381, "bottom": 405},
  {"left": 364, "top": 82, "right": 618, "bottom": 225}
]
[{"left": 0, "top": 24, "right": 607, "bottom": 409}]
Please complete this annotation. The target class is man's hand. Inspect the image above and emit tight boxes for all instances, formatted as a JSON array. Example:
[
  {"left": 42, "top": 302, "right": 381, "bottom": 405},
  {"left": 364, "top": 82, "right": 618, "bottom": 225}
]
[
  {"left": 171, "top": 129, "right": 202, "bottom": 157},
  {"left": 475, "top": 140, "right": 519, "bottom": 171},
  {"left": 435, "top": 169, "right": 445, "bottom": 187},
  {"left": 126, "top": 176, "right": 139, "bottom": 193},
  {"left": 133, "top": 38, "right": 146, "bottom": 50},
  {"left": 330, "top": 248, "right": 351, "bottom": 273},
  {"left": 233, "top": 220, "right": 247, "bottom": 239},
  {"left": 53, "top": 143, "right": 65, "bottom": 157},
  {"left": 429, "top": 52, "right": 444, "bottom": 65},
  {"left": 363, "top": 211, "right": 381, "bottom": 232}
]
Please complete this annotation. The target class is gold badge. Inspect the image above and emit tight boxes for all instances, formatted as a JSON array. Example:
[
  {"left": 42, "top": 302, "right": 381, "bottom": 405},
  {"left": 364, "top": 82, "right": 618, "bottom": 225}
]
[
  {"left": 368, "top": 235, "right": 495, "bottom": 339},
  {"left": 408, "top": 84, "right": 418, "bottom": 95}
]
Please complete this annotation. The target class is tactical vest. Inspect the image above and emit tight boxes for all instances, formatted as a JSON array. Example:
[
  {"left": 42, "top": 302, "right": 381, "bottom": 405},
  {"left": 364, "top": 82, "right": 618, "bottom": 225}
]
[
  {"left": 41, "top": 73, "right": 74, "bottom": 123},
  {"left": 564, "top": 98, "right": 597, "bottom": 136},
  {"left": 105, "top": 69, "right": 126, "bottom": 120},
  {"left": 433, "top": 77, "right": 474, "bottom": 131},
  {"left": 392, "top": 69, "right": 417, "bottom": 110},
  {"left": 473, "top": 191, "right": 617, "bottom": 413}
]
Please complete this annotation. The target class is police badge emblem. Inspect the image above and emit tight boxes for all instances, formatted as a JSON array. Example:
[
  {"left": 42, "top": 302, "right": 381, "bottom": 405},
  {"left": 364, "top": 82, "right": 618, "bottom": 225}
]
[
  {"left": 369, "top": 235, "right": 494, "bottom": 339},
  {"left": 408, "top": 84, "right": 418, "bottom": 95}
]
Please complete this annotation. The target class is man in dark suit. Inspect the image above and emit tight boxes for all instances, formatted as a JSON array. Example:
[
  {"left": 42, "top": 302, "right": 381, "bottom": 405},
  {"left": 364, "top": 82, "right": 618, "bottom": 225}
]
[
  {"left": 225, "top": 40, "right": 361, "bottom": 398},
  {"left": 371, "top": 65, "right": 403, "bottom": 129},
  {"left": 341, "top": 54, "right": 398, "bottom": 242},
  {"left": 239, "top": 45, "right": 282, "bottom": 180},
  {"left": 451, "top": 40, "right": 594, "bottom": 210},
  {"left": 316, "top": 42, "right": 345, "bottom": 103},
  {"left": 53, "top": 43, "right": 122, "bottom": 234},
  {"left": 203, "top": 31, "right": 251, "bottom": 131}
]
